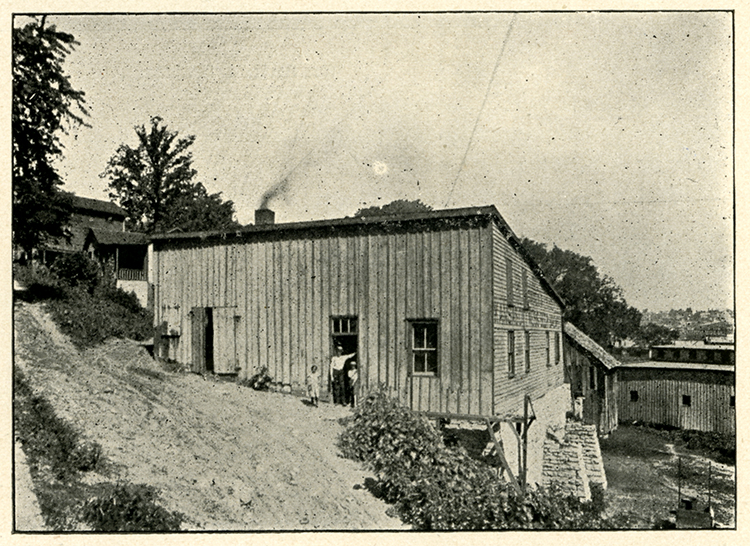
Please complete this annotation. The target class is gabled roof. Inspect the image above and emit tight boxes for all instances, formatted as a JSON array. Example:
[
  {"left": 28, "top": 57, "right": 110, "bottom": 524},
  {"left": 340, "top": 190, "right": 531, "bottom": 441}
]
[
  {"left": 564, "top": 322, "right": 620, "bottom": 371},
  {"left": 150, "top": 205, "right": 565, "bottom": 309},
  {"left": 67, "top": 194, "right": 126, "bottom": 218},
  {"left": 87, "top": 228, "right": 147, "bottom": 246}
]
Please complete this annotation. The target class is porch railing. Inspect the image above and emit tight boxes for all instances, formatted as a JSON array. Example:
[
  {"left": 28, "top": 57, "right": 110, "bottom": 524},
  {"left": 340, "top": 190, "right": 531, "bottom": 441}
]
[{"left": 117, "top": 268, "right": 145, "bottom": 281}]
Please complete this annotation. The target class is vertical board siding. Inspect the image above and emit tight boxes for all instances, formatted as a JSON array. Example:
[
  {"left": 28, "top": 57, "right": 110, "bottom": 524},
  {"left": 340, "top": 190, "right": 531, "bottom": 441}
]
[
  {"left": 491, "top": 223, "right": 565, "bottom": 416},
  {"left": 617, "top": 368, "right": 735, "bottom": 434},
  {"left": 154, "top": 221, "right": 496, "bottom": 414}
]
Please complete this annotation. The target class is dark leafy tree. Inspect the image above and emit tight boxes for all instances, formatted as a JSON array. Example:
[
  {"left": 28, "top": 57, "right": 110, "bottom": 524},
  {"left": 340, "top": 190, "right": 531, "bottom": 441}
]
[
  {"left": 635, "top": 323, "right": 680, "bottom": 347},
  {"left": 354, "top": 199, "right": 433, "bottom": 218},
  {"left": 102, "top": 116, "right": 237, "bottom": 233},
  {"left": 13, "top": 17, "right": 88, "bottom": 255},
  {"left": 160, "top": 183, "right": 239, "bottom": 233},
  {"left": 521, "top": 238, "right": 642, "bottom": 348}
]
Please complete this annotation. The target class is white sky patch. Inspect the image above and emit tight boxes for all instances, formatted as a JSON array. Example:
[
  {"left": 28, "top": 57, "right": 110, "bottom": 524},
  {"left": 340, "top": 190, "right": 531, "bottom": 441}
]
[{"left": 372, "top": 161, "right": 388, "bottom": 176}]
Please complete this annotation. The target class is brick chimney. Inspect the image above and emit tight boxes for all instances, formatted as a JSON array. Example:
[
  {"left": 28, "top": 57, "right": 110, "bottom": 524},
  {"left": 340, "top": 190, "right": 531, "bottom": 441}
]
[{"left": 255, "top": 208, "right": 275, "bottom": 226}]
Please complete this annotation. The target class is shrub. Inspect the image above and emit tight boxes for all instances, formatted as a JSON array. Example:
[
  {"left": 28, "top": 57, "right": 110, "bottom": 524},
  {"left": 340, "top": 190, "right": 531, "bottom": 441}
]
[
  {"left": 81, "top": 483, "right": 183, "bottom": 531},
  {"left": 94, "top": 284, "right": 144, "bottom": 314},
  {"left": 241, "top": 367, "right": 273, "bottom": 391},
  {"left": 46, "top": 287, "right": 153, "bottom": 348},
  {"left": 50, "top": 252, "right": 101, "bottom": 292},
  {"left": 339, "top": 389, "right": 611, "bottom": 530},
  {"left": 14, "top": 264, "right": 67, "bottom": 301}
]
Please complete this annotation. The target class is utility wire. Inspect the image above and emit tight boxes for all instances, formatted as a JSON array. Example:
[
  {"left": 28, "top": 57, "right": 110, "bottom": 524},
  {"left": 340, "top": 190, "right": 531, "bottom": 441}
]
[{"left": 445, "top": 14, "right": 516, "bottom": 207}]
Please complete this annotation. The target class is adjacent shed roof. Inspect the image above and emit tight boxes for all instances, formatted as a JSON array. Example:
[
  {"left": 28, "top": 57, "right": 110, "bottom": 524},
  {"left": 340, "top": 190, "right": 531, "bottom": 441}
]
[
  {"left": 616, "top": 361, "right": 734, "bottom": 373},
  {"left": 563, "top": 322, "right": 620, "bottom": 371},
  {"left": 88, "top": 229, "right": 147, "bottom": 246},
  {"left": 150, "top": 205, "right": 565, "bottom": 309},
  {"left": 652, "top": 340, "right": 734, "bottom": 350}
]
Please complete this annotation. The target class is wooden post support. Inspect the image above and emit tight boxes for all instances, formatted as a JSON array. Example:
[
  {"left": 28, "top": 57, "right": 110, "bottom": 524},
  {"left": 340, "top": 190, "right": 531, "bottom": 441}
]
[{"left": 485, "top": 419, "right": 521, "bottom": 494}]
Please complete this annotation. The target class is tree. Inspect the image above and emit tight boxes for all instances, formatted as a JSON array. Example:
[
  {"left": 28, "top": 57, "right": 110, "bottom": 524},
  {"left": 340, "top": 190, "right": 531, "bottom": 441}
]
[
  {"left": 635, "top": 323, "right": 679, "bottom": 348},
  {"left": 354, "top": 199, "right": 433, "bottom": 218},
  {"left": 102, "top": 116, "right": 237, "bottom": 233},
  {"left": 521, "top": 238, "right": 642, "bottom": 348},
  {"left": 13, "top": 17, "right": 88, "bottom": 255},
  {"left": 159, "top": 183, "right": 239, "bottom": 233}
]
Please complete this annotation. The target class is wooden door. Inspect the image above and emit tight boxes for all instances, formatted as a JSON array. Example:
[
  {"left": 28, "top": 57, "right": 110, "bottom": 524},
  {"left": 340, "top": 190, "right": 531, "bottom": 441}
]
[
  {"left": 213, "top": 308, "right": 241, "bottom": 374},
  {"left": 190, "top": 307, "right": 207, "bottom": 373}
]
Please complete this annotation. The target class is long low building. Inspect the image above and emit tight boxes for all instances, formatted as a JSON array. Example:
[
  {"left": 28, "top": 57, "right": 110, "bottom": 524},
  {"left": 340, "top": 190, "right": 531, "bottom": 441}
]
[
  {"left": 150, "top": 205, "right": 572, "bottom": 486},
  {"left": 616, "top": 360, "right": 735, "bottom": 435}
]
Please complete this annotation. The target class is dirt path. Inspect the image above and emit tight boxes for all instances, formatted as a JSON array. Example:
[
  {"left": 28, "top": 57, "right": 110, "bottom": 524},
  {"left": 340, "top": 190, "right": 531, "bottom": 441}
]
[{"left": 14, "top": 301, "right": 406, "bottom": 530}]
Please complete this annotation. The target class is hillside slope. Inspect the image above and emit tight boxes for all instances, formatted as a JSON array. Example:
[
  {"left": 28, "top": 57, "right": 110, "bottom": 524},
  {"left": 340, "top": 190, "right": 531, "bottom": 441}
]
[{"left": 14, "top": 301, "right": 405, "bottom": 530}]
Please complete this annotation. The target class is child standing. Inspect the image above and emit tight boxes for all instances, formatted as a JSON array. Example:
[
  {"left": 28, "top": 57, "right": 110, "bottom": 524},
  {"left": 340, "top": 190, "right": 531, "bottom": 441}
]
[
  {"left": 307, "top": 365, "right": 320, "bottom": 407},
  {"left": 347, "top": 361, "right": 358, "bottom": 407}
]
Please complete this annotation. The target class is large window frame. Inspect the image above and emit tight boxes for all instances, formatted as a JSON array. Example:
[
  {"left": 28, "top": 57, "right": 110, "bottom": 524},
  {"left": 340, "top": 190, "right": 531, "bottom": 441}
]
[
  {"left": 410, "top": 320, "right": 439, "bottom": 376},
  {"left": 508, "top": 331, "right": 516, "bottom": 378},
  {"left": 506, "top": 257, "right": 515, "bottom": 306}
]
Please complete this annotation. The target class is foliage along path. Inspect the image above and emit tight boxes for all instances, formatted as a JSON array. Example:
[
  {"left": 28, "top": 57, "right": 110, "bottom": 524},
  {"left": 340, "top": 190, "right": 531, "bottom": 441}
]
[{"left": 14, "top": 301, "right": 405, "bottom": 530}]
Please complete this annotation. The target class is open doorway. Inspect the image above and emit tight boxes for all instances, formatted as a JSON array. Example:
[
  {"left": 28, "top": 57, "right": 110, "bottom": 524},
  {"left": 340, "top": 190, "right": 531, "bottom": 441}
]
[{"left": 331, "top": 316, "right": 358, "bottom": 405}]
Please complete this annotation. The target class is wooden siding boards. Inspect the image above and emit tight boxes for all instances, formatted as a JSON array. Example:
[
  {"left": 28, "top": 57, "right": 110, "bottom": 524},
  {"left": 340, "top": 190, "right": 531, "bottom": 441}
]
[
  {"left": 617, "top": 367, "right": 735, "bottom": 434},
  {"left": 490, "top": 221, "right": 564, "bottom": 416},
  {"left": 152, "top": 210, "right": 563, "bottom": 418}
]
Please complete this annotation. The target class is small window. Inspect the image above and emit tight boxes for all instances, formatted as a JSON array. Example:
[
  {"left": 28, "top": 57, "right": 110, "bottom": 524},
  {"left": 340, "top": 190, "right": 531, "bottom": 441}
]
[
  {"left": 508, "top": 331, "right": 516, "bottom": 377},
  {"left": 546, "top": 332, "right": 551, "bottom": 367},
  {"left": 524, "top": 331, "right": 531, "bottom": 373},
  {"left": 688, "top": 349, "right": 697, "bottom": 361},
  {"left": 713, "top": 351, "right": 723, "bottom": 363},
  {"left": 554, "top": 331, "right": 560, "bottom": 365},
  {"left": 332, "top": 316, "right": 357, "bottom": 335},
  {"left": 589, "top": 366, "right": 596, "bottom": 391},
  {"left": 730, "top": 395, "right": 735, "bottom": 407},
  {"left": 630, "top": 390, "right": 639, "bottom": 402},
  {"left": 682, "top": 395, "right": 691, "bottom": 407},
  {"left": 522, "top": 269, "right": 529, "bottom": 309},
  {"left": 411, "top": 321, "right": 438, "bottom": 375},
  {"left": 506, "top": 258, "right": 514, "bottom": 306}
]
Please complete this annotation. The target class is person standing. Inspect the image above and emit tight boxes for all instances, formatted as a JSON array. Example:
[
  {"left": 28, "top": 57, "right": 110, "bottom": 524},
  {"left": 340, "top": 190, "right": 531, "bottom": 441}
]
[
  {"left": 307, "top": 365, "right": 320, "bottom": 407},
  {"left": 330, "top": 345, "right": 355, "bottom": 405},
  {"left": 347, "top": 361, "right": 359, "bottom": 407}
]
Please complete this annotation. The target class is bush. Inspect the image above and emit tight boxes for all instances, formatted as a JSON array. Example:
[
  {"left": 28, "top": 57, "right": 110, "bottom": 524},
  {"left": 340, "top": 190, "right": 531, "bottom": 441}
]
[
  {"left": 94, "top": 284, "right": 145, "bottom": 314},
  {"left": 50, "top": 252, "right": 101, "bottom": 292},
  {"left": 81, "top": 483, "right": 183, "bottom": 531},
  {"left": 241, "top": 367, "right": 273, "bottom": 391},
  {"left": 339, "top": 389, "right": 611, "bottom": 530},
  {"left": 46, "top": 287, "right": 153, "bottom": 348},
  {"left": 14, "top": 264, "right": 67, "bottom": 301}
]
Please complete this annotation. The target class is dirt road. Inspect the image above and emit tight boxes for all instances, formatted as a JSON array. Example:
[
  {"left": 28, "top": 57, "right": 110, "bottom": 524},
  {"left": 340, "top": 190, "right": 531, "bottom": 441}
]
[{"left": 14, "top": 301, "right": 406, "bottom": 530}]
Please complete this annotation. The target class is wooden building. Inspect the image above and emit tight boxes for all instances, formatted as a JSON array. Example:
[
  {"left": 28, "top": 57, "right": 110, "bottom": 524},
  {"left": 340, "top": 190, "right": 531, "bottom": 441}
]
[
  {"left": 34, "top": 194, "right": 126, "bottom": 265},
  {"left": 150, "top": 205, "right": 567, "bottom": 423},
  {"left": 84, "top": 229, "right": 150, "bottom": 307},
  {"left": 617, "top": 361, "right": 735, "bottom": 434},
  {"left": 563, "top": 322, "right": 619, "bottom": 435}
]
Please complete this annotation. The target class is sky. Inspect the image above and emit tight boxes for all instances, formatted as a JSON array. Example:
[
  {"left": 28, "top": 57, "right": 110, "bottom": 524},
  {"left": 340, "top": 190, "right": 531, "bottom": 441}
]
[{"left": 25, "top": 11, "right": 733, "bottom": 312}]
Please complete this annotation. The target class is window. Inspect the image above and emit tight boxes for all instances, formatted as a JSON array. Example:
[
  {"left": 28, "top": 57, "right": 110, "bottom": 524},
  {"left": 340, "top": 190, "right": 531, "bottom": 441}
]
[
  {"left": 689, "top": 349, "right": 697, "bottom": 361},
  {"left": 411, "top": 321, "right": 438, "bottom": 375},
  {"left": 332, "top": 316, "right": 358, "bottom": 354},
  {"left": 506, "top": 258, "right": 514, "bottom": 306},
  {"left": 589, "top": 366, "right": 596, "bottom": 390},
  {"left": 730, "top": 395, "right": 735, "bottom": 407},
  {"left": 682, "top": 395, "right": 691, "bottom": 407},
  {"left": 332, "top": 316, "right": 357, "bottom": 335},
  {"left": 524, "top": 331, "right": 531, "bottom": 373},
  {"left": 522, "top": 269, "right": 529, "bottom": 309},
  {"left": 546, "top": 332, "right": 551, "bottom": 367},
  {"left": 554, "top": 331, "right": 560, "bottom": 365},
  {"left": 508, "top": 331, "right": 516, "bottom": 377},
  {"left": 713, "top": 351, "right": 723, "bottom": 363},
  {"left": 630, "top": 390, "right": 639, "bottom": 402}
]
